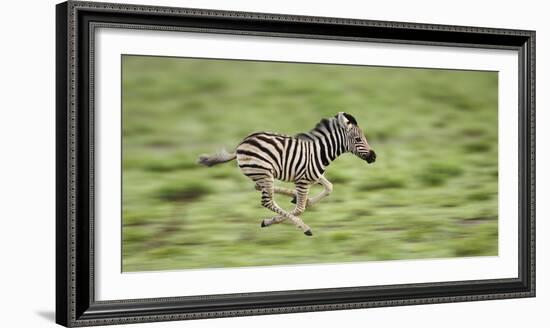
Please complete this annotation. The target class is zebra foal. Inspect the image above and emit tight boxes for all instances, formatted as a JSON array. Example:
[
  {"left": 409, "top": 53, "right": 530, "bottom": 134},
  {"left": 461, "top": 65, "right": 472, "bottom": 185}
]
[{"left": 198, "top": 112, "right": 376, "bottom": 236}]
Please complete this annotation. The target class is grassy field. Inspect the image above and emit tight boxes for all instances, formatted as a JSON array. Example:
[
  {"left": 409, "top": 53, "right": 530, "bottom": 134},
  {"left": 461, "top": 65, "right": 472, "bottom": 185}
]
[{"left": 122, "top": 55, "right": 498, "bottom": 272}]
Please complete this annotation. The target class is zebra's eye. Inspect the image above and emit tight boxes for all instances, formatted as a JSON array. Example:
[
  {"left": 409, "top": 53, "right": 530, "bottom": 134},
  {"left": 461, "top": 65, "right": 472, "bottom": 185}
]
[{"left": 354, "top": 137, "right": 362, "bottom": 143}]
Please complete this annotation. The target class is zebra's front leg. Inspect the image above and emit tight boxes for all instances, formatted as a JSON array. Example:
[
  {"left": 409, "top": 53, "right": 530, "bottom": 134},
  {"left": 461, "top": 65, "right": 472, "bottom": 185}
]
[
  {"left": 261, "top": 182, "right": 313, "bottom": 236},
  {"left": 290, "top": 175, "right": 332, "bottom": 207},
  {"left": 292, "top": 182, "right": 312, "bottom": 235},
  {"left": 308, "top": 175, "right": 333, "bottom": 206},
  {"left": 256, "top": 184, "right": 297, "bottom": 199},
  {"left": 258, "top": 179, "right": 312, "bottom": 236},
  {"left": 274, "top": 186, "right": 297, "bottom": 198}
]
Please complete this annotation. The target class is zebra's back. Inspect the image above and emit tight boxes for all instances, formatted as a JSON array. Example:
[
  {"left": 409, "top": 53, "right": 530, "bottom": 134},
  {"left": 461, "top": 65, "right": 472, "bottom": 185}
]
[{"left": 236, "top": 132, "right": 309, "bottom": 182}]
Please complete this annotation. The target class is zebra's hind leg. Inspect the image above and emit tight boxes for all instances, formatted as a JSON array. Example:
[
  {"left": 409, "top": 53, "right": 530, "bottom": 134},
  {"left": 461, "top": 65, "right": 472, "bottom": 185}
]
[
  {"left": 261, "top": 215, "right": 286, "bottom": 227},
  {"left": 256, "top": 177, "right": 312, "bottom": 235},
  {"left": 261, "top": 182, "right": 313, "bottom": 236},
  {"left": 256, "top": 184, "right": 297, "bottom": 226}
]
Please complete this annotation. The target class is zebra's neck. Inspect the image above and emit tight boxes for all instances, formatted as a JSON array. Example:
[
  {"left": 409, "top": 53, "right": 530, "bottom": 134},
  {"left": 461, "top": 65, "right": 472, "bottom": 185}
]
[{"left": 296, "top": 117, "right": 350, "bottom": 168}]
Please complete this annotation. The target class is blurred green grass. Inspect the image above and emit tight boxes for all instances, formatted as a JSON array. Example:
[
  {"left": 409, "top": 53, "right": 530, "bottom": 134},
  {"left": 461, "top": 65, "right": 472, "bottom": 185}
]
[{"left": 122, "top": 55, "right": 498, "bottom": 272}]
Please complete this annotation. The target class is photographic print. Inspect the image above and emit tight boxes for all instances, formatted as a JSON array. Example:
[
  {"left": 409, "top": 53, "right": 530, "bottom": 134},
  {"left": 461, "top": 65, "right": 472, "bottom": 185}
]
[
  {"left": 121, "top": 55, "right": 498, "bottom": 272},
  {"left": 56, "top": 2, "right": 534, "bottom": 325}
]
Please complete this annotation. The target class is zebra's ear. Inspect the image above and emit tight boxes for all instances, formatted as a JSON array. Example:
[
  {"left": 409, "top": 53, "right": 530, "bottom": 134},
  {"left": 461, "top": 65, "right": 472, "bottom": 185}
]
[{"left": 336, "top": 112, "right": 355, "bottom": 130}]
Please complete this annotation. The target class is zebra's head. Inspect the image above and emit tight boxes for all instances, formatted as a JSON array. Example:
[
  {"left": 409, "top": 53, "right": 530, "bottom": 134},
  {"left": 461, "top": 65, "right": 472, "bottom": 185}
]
[{"left": 336, "top": 112, "right": 376, "bottom": 164}]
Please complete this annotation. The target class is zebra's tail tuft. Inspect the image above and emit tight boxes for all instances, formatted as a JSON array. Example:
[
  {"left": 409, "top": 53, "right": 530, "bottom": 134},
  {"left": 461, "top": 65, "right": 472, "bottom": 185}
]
[{"left": 198, "top": 149, "right": 237, "bottom": 167}]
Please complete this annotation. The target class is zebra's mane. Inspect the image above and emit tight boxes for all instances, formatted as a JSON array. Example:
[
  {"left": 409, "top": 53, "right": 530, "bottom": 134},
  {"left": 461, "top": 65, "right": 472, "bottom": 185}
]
[{"left": 295, "top": 117, "right": 339, "bottom": 140}]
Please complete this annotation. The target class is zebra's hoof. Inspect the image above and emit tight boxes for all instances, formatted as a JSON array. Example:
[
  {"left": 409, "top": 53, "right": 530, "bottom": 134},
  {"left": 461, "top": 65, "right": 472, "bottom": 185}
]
[
  {"left": 291, "top": 196, "right": 297, "bottom": 204},
  {"left": 304, "top": 230, "right": 313, "bottom": 236},
  {"left": 261, "top": 220, "right": 267, "bottom": 228}
]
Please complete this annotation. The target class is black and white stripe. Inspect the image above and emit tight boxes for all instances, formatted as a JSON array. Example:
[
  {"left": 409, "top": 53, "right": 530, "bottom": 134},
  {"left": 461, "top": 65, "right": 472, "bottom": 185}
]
[
  {"left": 198, "top": 112, "right": 376, "bottom": 236},
  {"left": 235, "top": 113, "right": 374, "bottom": 183}
]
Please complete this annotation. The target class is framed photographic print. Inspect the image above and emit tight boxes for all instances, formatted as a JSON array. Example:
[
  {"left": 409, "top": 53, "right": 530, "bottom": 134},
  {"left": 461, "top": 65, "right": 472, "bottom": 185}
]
[{"left": 56, "top": 0, "right": 535, "bottom": 326}]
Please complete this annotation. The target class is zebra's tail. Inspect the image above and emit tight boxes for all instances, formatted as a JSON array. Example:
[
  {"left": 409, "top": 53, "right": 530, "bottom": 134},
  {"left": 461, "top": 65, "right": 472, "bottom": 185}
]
[{"left": 197, "top": 148, "right": 237, "bottom": 167}]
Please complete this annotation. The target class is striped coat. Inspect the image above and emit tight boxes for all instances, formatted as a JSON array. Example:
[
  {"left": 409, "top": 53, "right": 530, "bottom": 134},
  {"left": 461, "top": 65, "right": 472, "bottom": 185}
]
[{"left": 198, "top": 112, "right": 376, "bottom": 236}]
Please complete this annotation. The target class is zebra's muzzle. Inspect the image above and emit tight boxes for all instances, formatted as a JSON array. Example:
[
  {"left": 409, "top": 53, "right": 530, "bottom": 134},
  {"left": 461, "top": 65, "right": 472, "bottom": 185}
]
[{"left": 365, "top": 150, "right": 376, "bottom": 164}]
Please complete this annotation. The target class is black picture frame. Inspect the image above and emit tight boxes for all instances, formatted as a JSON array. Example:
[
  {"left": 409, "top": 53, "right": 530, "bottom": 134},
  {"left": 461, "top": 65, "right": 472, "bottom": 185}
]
[{"left": 56, "top": 1, "right": 536, "bottom": 326}]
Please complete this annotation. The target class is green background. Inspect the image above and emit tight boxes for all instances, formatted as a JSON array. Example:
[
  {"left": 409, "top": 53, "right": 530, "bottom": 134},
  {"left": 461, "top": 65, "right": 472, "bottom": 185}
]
[{"left": 122, "top": 55, "right": 498, "bottom": 272}]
